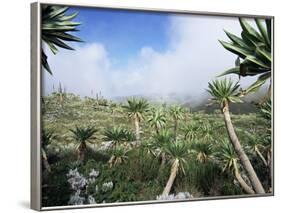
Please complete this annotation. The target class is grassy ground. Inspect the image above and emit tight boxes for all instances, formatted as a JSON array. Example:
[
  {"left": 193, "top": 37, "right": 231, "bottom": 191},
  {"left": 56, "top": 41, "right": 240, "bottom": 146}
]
[{"left": 41, "top": 93, "right": 271, "bottom": 207}]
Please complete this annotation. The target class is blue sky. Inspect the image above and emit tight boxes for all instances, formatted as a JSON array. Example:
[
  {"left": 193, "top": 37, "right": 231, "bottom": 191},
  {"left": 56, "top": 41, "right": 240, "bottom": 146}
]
[
  {"left": 43, "top": 7, "right": 257, "bottom": 100},
  {"left": 68, "top": 7, "right": 170, "bottom": 69}
]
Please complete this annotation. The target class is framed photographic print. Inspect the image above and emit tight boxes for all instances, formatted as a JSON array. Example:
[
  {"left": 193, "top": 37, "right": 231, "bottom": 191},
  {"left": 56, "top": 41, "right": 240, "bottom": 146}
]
[{"left": 31, "top": 1, "right": 274, "bottom": 211}]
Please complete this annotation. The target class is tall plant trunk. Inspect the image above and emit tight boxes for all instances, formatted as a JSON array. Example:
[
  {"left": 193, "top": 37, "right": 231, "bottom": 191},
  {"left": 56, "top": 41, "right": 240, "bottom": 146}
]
[
  {"left": 162, "top": 159, "right": 179, "bottom": 196},
  {"left": 77, "top": 141, "right": 87, "bottom": 164},
  {"left": 41, "top": 148, "right": 51, "bottom": 172},
  {"left": 222, "top": 101, "right": 265, "bottom": 194},
  {"left": 134, "top": 115, "right": 140, "bottom": 142},
  {"left": 233, "top": 160, "right": 255, "bottom": 194}
]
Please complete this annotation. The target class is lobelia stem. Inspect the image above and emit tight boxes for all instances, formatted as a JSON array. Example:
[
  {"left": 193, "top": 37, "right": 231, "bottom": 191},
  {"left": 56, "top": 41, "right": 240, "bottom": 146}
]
[{"left": 222, "top": 101, "right": 265, "bottom": 194}]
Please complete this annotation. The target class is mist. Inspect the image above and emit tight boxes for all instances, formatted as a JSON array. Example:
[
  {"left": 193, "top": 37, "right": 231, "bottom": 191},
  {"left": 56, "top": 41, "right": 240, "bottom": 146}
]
[{"left": 42, "top": 14, "right": 258, "bottom": 103}]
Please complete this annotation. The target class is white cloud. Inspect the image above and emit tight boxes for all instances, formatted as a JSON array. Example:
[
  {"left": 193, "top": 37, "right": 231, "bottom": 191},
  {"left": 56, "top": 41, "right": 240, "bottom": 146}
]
[
  {"left": 43, "top": 15, "right": 256, "bottom": 99},
  {"left": 43, "top": 43, "right": 111, "bottom": 96}
]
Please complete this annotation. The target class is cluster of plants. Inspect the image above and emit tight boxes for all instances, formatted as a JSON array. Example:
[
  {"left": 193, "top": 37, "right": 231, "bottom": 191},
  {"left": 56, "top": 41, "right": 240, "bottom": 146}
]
[{"left": 41, "top": 92, "right": 271, "bottom": 207}]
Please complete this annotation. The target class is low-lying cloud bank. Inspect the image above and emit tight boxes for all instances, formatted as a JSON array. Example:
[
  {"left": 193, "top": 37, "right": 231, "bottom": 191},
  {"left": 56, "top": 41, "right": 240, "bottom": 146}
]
[{"left": 43, "top": 15, "right": 256, "bottom": 100}]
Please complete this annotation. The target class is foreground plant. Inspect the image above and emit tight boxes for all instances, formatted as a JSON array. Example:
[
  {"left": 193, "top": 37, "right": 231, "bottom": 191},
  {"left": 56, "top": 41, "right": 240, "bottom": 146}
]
[
  {"left": 103, "top": 127, "right": 132, "bottom": 165},
  {"left": 216, "top": 139, "right": 254, "bottom": 194},
  {"left": 123, "top": 98, "right": 149, "bottom": 142},
  {"left": 141, "top": 140, "right": 158, "bottom": 157},
  {"left": 108, "top": 146, "right": 129, "bottom": 167},
  {"left": 42, "top": 6, "right": 83, "bottom": 74},
  {"left": 162, "top": 141, "right": 189, "bottom": 196},
  {"left": 153, "top": 129, "right": 174, "bottom": 168},
  {"left": 219, "top": 18, "right": 272, "bottom": 97},
  {"left": 103, "top": 127, "right": 127, "bottom": 149},
  {"left": 181, "top": 122, "right": 198, "bottom": 141},
  {"left": 260, "top": 100, "right": 271, "bottom": 121},
  {"left": 147, "top": 108, "right": 166, "bottom": 134},
  {"left": 169, "top": 105, "right": 185, "bottom": 140},
  {"left": 191, "top": 141, "right": 213, "bottom": 164},
  {"left": 207, "top": 78, "right": 265, "bottom": 193},
  {"left": 259, "top": 99, "right": 272, "bottom": 185},
  {"left": 41, "top": 130, "right": 54, "bottom": 172},
  {"left": 70, "top": 126, "right": 98, "bottom": 163},
  {"left": 200, "top": 123, "right": 213, "bottom": 142},
  {"left": 244, "top": 131, "right": 268, "bottom": 167}
]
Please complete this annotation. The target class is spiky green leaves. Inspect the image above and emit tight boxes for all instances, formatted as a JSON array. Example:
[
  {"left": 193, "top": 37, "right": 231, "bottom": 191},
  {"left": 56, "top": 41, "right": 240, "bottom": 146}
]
[
  {"left": 243, "top": 131, "right": 266, "bottom": 153},
  {"left": 103, "top": 127, "right": 136, "bottom": 145},
  {"left": 104, "top": 127, "right": 126, "bottom": 143},
  {"left": 147, "top": 108, "right": 167, "bottom": 132},
  {"left": 153, "top": 129, "right": 173, "bottom": 146},
  {"left": 259, "top": 99, "right": 271, "bottom": 120},
  {"left": 123, "top": 98, "right": 149, "bottom": 121},
  {"left": 70, "top": 126, "right": 98, "bottom": 143},
  {"left": 215, "top": 139, "right": 238, "bottom": 173},
  {"left": 41, "top": 129, "right": 55, "bottom": 148},
  {"left": 141, "top": 140, "right": 159, "bottom": 156},
  {"left": 42, "top": 6, "right": 83, "bottom": 74},
  {"left": 164, "top": 141, "right": 189, "bottom": 174},
  {"left": 207, "top": 78, "right": 242, "bottom": 105},
  {"left": 218, "top": 18, "right": 272, "bottom": 94},
  {"left": 190, "top": 141, "right": 213, "bottom": 163},
  {"left": 169, "top": 105, "right": 185, "bottom": 121},
  {"left": 181, "top": 122, "right": 198, "bottom": 141},
  {"left": 104, "top": 127, "right": 134, "bottom": 166},
  {"left": 109, "top": 146, "right": 129, "bottom": 166}
]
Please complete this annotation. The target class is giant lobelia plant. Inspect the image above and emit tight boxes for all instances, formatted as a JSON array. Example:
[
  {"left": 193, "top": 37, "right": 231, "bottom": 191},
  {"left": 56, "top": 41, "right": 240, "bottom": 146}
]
[
  {"left": 42, "top": 6, "right": 83, "bottom": 74},
  {"left": 219, "top": 18, "right": 272, "bottom": 96}
]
